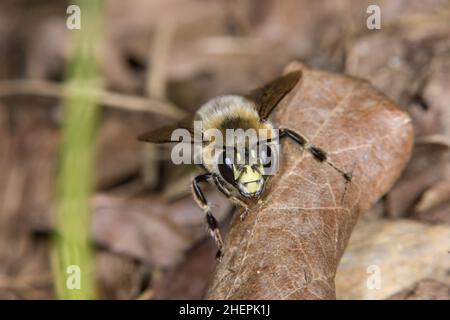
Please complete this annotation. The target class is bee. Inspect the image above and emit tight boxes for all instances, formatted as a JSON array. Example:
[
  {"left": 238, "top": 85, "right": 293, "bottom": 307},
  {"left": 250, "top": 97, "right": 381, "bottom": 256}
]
[{"left": 138, "top": 71, "right": 351, "bottom": 258}]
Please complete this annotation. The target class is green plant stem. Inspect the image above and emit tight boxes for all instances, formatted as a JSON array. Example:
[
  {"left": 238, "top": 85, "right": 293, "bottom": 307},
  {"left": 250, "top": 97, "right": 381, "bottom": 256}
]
[{"left": 53, "top": 0, "right": 103, "bottom": 300}]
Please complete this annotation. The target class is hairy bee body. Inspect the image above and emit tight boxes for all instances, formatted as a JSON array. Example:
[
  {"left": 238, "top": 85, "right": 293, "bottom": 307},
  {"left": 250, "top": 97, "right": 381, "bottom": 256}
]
[
  {"left": 195, "top": 95, "right": 275, "bottom": 197},
  {"left": 197, "top": 95, "right": 272, "bottom": 135}
]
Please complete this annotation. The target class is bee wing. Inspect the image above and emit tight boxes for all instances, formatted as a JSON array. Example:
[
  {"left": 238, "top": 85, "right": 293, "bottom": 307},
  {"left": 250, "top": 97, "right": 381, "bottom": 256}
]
[
  {"left": 245, "top": 70, "right": 302, "bottom": 120},
  {"left": 137, "top": 115, "right": 195, "bottom": 143}
]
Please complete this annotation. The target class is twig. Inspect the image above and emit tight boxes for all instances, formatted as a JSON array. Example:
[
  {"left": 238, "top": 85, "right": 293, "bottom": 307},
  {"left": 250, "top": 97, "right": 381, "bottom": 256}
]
[
  {"left": 0, "top": 79, "right": 185, "bottom": 120},
  {"left": 141, "top": 18, "right": 177, "bottom": 188},
  {"left": 416, "top": 134, "right": 450, "bottom": 148},
  {"left": 147, "top": 18, "right": 176, "bottom": 99}
]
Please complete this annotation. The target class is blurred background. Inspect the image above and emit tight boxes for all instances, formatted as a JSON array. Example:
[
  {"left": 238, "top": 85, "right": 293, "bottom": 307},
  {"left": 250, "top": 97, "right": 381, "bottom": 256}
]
[{"left": 0, "top": 0, "right": 449, "bottom": 299}]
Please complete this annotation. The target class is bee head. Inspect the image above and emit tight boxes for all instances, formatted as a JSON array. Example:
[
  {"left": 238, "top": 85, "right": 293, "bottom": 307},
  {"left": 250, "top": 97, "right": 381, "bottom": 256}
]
[{"left": 217, "top": 144, "right": 274, "bottom": 198}]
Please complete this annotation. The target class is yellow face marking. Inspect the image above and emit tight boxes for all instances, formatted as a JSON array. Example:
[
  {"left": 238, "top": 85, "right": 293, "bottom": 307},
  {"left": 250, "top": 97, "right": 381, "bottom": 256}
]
[
  {"left": 235, "top": 164, "right": 263, "bottom": 195},
  {"left": 233, "top": 165, "right": 240, "bottom": 180}
]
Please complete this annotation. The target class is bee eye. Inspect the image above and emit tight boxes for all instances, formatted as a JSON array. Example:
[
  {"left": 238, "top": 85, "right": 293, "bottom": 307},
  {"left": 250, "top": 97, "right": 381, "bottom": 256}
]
[
  {"left": 259, "top": 145, "right": 272, "bottom": 167},
  {"left": 218, "top": 151, "right": 235, "bottom": 185}
]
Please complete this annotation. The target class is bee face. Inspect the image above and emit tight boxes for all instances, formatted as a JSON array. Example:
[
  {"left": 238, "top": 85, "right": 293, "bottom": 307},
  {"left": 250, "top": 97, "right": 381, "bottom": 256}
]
[
  {"left": 234, "top": 164, "right": 265, "bottom": 198},
  {"left": 217, "top": 144, "right": 274, "bottom": 198}
]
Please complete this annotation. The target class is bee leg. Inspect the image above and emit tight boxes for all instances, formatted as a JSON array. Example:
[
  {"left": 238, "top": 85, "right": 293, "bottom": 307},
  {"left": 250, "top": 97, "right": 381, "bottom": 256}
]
[
  {"left": 239, "top": 209, "right": 250, "bottom": 221},
  {"left": 192, "top": 174, "right": 224, "bottom": 259},
  {"left": 279, "top": 128, "right": 352, "bottom": 182},
  {"left": 212, "top": 175, "right": 250, "bottom": 221}
]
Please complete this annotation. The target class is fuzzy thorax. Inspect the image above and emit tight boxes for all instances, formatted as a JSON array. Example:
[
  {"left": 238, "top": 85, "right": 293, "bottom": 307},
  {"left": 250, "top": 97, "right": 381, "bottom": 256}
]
[
  {"left": 197, "top": 95, "right": 274, "bottom": 171},
  {"left": 197, "top": 95, "right": 274, "bottom": 144}
]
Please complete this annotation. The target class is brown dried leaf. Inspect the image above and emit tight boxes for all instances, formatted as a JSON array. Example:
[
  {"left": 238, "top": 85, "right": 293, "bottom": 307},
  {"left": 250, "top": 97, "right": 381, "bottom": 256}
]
[
  {"left": 92, "top": 191, "right": 230, "bottom": 268},
  {"left": 95, "top": 250, "right": 143, "bottom": 300},
  {"left": 415, "top": 179, "right": 450, "bottom": 213},
  {"left": 95, "top": 115, "right": 142, "bottom": 189},
  {"left": 0, "top": 104, "right": 56, "bottom": 300},
  {"left": 346, "top": 13, "right": 450, "bottom": 108},
  {"left": 385, "top": 143, "right": 449, "bottom": 217},
  {"left": 95, "top": 111, "right": 172, "bottom": 190},
  {"left": 346, "top": 17, "right": 450, "bottom": 218},
  {"left": 206, "top": 62, "right": 413, "bottom": 300},
  {"left": 336, "top": 219, "right": 450, "bottom": 299},
  {"left": 412, "top": 178, "right": 450, "bottom": 224},
  {"left": 153, "top": 240, "right": 217, "bottom": 300},
  {"left": 93, "top": 194, "right": 191, "bottom": 268},
  {"left": 388, "top": 279, "right": 450, "bottom": 300}
]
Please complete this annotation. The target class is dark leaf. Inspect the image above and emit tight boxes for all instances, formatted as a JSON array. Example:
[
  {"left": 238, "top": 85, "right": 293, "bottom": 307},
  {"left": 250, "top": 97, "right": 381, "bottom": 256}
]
[{"left": 206, "top": 62, "right": 413, "bottom": 299}]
